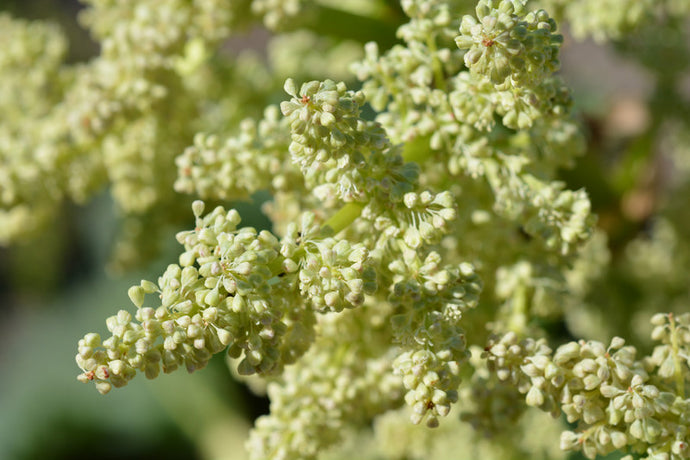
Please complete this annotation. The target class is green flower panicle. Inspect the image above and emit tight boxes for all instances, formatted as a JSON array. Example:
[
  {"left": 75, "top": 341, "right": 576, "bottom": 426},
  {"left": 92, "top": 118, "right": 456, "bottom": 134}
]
[
  {"left": 76, "top": 202, "right": 318, "bottom": 393},
  {"left": 390, "top": 253, "right": 483, "bottom": 427},
  {"left": 280, "top": 78, "right": 390, "bottom": 203},
  {"left": 455, "top": 0, "right": 562, "bottom": 90},
  {"left": 482, "top": 314, "right": 690, "bottom": 460}
]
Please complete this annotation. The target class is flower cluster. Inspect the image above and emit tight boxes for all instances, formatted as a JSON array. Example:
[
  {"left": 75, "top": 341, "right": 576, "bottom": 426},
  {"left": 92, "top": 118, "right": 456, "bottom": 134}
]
[
  {"left": 56, "top": 0, "right": 690, "bottom": 459},
  {"left": 455, "top": 1, "right": 562, "bottom": 89},
  {"left": 175, "top": 105, "right": 296, "bottom": 201},
  {"left": 280, "top": 78, "right": 393, "bottom": 203},
  {"left": 540, "top": 0, "right": 654, "bottom": 42},
  {"left": 0, "top": 14, "right": 67, "bottom": 243},
  {"left": 247, "top": 307, "right": 404, "bottom": 460},
  {"left": 390, "top": 253, "right": 482, "bottom": 426},
  {"left": 482, "top": 313, "right": 690, "bottom": 459},
  {"left": 295, "top": 237, "right": 377, "bottom": 313},
  {"left": 75, "top": 203, "right": 316, "bottom": 393},
  {"left": 453, "top": 0, "right": 566, "bottom": 130}
]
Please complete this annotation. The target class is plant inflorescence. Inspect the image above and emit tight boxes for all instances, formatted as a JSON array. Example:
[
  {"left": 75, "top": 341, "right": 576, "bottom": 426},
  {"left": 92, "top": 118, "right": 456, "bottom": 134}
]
[{"left": 2, "top": 0, "right": 690, "bottom": 459}]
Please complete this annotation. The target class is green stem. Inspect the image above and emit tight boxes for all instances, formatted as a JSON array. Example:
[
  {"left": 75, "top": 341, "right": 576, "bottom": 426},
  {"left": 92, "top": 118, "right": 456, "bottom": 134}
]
[
  {"left": 268, "top": 202, "right": 365, "bottom": 276},
  {"left": 322, "top": 202, "right": 365, "bottom": 234},
  {"left": 508, "top": 283, "right": 528, "bottom": 334},
  {"left": 669, "top": 313, "right": 686, "bottom": 398},
  {"left": 385, "top": 72, "right": 408, "bottom": 121},
  {"left": 426, "top": 34, "right": 447, "bottom": 92},
  {"left": 402, "top": 133, "right": 433, "bottom": 163},
  {"left": 297, "top": 4, "right": 402, "bottom": 49},
  {"left": 314, "top": 0, "right": 400, "bottom": 22}
]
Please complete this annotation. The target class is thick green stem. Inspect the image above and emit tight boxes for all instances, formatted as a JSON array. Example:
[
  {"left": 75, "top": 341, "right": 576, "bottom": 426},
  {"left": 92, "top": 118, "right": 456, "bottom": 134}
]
[
  {"left": 296, "top": 3, "right": 402, "bottom": 49},
  {"left": 669, "top": 313, "right": 686, "bottom": 398},
  {"left": 508, "top": 283, "right": 528, "bottom": 334},
  {"left": 322, "top": 202, "right": 365, "bottom": 234},
  {"left": 402, "top": 133, "right": 433, "bottom": 163},
  {"left": 426, "top": 34, "right": 447, "bottom": 92},
  {"left": 315, "top": 0, "right": 400, "bottom": 22}
]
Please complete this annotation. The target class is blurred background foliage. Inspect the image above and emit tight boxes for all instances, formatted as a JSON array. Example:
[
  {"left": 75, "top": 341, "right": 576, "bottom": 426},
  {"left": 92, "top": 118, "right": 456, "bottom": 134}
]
[{"left": 0, "top": 0, "right": 689, "bottom": 459}]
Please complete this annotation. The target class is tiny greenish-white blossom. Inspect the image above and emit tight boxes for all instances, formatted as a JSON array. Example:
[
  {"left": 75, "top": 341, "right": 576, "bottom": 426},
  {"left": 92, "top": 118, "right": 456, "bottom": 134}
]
[
  {"left": 481, "top": 314, "right": 690, "bottom": 459},
  {"left": 280, "top": 78, "right": 390, "bottom": 203},
  {"left": 76, "top": 202, "right": 319, "bottom": 393},
  {"left": 390, "top": 252, "right": 482, "bottom": 426},
  {"left": 175, "top": 105, "right": 298, "bottom": 201},
  {"left": 455, "top": 0, "right": 562, "bottom": 89}
]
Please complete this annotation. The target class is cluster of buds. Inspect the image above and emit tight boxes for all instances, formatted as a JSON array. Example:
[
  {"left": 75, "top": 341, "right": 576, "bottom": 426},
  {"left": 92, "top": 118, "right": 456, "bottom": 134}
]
[
  {"left": 76, "top": 202, "right": 314, "bottom": 393},
  {"left": 455, "top": 0, "right": 562, "bottom": 89},
  {"left": 390, "top": 253, "right": 482, "bottom": 427},
  {"left": 175, "top": 105, "right": 295, "bottom": 201},
  {"left": 484, "top": 322, "right": 690, "bottom": 459}
]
